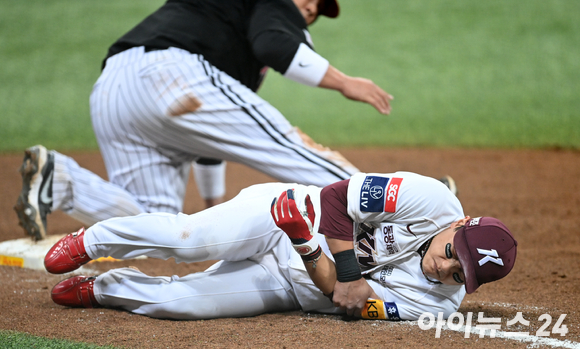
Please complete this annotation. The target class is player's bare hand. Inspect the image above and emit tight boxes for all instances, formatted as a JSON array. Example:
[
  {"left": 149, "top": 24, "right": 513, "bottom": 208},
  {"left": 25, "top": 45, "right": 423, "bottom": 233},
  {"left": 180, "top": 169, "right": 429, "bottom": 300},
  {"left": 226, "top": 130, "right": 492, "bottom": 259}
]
[
  {"left": 332, "top": 278, "right": 380, "bottom": 317},
  {"left": 318, "top": 66, "right": 393, "bottom": 115},
  {"left": 340, "top": 76, "right": 393, "bottom": 115}
]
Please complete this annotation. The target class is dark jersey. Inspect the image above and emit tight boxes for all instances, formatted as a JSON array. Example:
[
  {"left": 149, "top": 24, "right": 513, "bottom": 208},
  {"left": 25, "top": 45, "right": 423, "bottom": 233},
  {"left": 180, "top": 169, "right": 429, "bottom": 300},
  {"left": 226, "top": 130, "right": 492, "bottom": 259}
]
[{"left": 104, "top": 0, "right": 313, "bottom": 92}]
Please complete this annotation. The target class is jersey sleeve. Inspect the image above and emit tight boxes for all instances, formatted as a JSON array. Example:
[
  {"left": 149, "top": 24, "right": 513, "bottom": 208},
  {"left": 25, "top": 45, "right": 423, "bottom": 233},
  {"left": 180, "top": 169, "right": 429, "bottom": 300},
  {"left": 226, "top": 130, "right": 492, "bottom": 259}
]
[
  {"left": 248, "top": 0, "right": 329, "bottom": 86},
  {"left": 318, "top": 180, "right": 353, "bottom": 241},
  {"left": 347, "top": 172, "right": 464, "bottom": 237}
]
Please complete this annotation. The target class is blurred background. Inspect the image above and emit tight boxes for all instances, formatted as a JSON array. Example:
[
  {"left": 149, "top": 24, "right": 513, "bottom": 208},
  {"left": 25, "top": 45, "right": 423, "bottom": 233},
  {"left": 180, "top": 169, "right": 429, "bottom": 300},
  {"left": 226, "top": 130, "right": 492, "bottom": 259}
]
[{"left": 1, "top": 0, "right": 578, "bottom": 152}]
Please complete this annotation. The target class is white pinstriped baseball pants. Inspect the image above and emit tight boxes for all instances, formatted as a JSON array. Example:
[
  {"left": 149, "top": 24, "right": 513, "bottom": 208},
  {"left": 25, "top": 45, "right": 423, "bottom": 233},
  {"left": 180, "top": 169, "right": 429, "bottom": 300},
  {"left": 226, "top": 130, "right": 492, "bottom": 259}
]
[{"left": 52, "top": 46, "right": 357, "bottom": 225}]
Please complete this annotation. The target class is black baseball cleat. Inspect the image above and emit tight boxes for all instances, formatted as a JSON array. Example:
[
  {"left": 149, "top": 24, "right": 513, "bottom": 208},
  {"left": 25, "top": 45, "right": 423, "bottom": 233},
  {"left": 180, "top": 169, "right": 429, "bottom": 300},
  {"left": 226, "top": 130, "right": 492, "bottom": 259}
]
[
  {"left": 439, "top": 175, "right": 459, "bottom": 197},
  {"left": 14, "top": 145, "right": 54, "bottom": 241}
]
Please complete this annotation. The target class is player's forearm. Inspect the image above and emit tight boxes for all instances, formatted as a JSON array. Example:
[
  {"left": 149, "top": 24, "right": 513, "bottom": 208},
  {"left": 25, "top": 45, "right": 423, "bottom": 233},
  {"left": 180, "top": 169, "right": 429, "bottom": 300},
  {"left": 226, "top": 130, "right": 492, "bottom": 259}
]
[
  {"left": 317, "top": 65, "right": 347, "bottom": 92},
  {"left": 303, "top": 253, "right": 336, "bottom": 296}
]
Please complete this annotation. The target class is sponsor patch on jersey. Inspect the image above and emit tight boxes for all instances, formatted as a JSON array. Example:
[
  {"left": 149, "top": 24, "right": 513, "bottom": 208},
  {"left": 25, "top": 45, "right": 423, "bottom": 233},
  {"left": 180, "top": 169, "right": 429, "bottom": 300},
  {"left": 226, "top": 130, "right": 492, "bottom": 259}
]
[
  {"left": 385, "top": 302, "right": 401, "bottom": 321},
  {"left": 362, "top": 299, "right": 386, "bottom": 320},
  {"left": 379, "top": 265, "right": 395, "bottom": 287},
  {"left": 382, "top": 226, "right": 399, "bottom": 255},
  {"left": 359, "top": 176, "right": 403, "bottom": 213}
]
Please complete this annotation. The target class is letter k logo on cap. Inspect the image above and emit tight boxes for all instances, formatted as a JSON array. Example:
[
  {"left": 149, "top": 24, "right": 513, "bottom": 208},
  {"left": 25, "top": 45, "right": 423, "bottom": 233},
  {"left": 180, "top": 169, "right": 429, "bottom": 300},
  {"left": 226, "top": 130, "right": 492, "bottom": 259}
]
[{"left": 477, "top": 248, "right": 504, "bottom": 266}]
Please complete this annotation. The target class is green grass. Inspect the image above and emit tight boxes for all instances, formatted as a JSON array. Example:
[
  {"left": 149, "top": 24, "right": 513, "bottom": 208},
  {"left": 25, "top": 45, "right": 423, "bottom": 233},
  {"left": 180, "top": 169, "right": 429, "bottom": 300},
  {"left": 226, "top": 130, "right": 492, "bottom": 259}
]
[
  {"left": 0, "top": 330, "right": 119, "bottom": 349},
  {"left": 0, "top": 0, "right": 578, "bottom": 153},
  {"left": 261, "top": 0, "right": 580, "bottom": 148},
  {"left": 0, "top": 1, "right": 162, "bottom": 152}
]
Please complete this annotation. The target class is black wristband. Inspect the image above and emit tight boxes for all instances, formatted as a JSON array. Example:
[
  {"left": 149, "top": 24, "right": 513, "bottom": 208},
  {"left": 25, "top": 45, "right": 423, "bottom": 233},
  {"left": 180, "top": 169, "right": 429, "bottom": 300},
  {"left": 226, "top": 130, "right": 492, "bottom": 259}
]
[{"left": 333, "top": 249, "right": 362, "bottom": 282}]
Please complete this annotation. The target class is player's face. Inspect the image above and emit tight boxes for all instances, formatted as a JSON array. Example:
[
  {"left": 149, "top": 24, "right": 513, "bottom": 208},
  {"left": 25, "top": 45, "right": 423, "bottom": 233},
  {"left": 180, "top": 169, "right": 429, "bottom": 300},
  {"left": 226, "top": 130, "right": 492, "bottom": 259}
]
[
  {"left": 422, "top": 216, "right": 471, "bottom": 286},
  {"left": 292, "top": 0, "right": 321, "bottom": 25}
]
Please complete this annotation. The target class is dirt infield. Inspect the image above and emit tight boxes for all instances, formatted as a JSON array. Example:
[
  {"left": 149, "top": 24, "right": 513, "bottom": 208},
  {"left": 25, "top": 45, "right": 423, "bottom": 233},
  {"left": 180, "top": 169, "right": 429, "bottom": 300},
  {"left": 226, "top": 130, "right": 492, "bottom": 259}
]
[{"left": 1, "top": 148, "right": 579, "bottom": 348}]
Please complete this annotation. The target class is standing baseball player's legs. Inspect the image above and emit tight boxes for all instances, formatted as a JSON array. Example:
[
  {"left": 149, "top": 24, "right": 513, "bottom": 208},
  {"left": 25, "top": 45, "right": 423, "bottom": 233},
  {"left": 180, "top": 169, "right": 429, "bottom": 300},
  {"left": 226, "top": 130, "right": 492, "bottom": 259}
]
[
  {"left": 15, "top": 48, "right": 193, "bottom": 235},
  {"left": 124, "top": 47, "right": 358, "bottom": 189},
  {"left": 90, "top": 52, "right": 192, "bottom": 215},
  {"left": 93, "top": 260, "right": 298, "bottom": 320},
  {"left": 86, "top": 47, "right": 355, "bottom": 224},
  {"left": 14, "top": 145, "right": 55, "bottom": 240},
  {"left": 14, "top": 143, "right": 148, "bottom": 236},
  {"left": 50, "top": 151, "right": 147, "bottom": 226},
  {"left": 15, "top": 135, "right": 188, "bottom": 231},
  {"left": 169, "top": 60, "right": 358, "bottom": 187},
  {"left": 193, "top": 158, "right": 226, "bottom": 208},
  {"left": 91, "top": 139, "right": 190, "bottom": 215}
]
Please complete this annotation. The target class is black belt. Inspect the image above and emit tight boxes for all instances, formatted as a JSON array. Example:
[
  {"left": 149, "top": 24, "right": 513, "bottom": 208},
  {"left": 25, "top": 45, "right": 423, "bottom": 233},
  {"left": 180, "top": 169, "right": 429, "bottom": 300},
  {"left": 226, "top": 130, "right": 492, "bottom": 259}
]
[{"left": 144, "top": 46, "right": 167, "bottom": 52}]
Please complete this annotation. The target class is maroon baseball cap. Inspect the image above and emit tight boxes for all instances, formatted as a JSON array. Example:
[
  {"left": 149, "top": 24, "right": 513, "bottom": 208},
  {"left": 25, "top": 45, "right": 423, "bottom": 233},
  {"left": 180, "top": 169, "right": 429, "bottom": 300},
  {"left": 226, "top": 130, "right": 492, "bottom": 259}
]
[
  {"left": 320, "top": 0, "right": 340, "bottom": 18},
  {"left": 454, "top": 217, "right": 517, "bottom": 294}
]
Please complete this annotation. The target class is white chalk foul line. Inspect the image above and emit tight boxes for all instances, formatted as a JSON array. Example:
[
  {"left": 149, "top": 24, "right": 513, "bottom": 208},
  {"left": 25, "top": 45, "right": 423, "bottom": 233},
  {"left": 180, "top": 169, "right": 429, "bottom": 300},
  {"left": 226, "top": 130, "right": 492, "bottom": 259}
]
[
  {"left": 459, "top": 300, "right": 580, "bottom": 347},
  {"left": 463, "top": 300, "right": 550, "bottom": 312},
  {"left": 397, "top": 320, "right": 580, "bottom": 349},
  {"left": 443, "top": 325, "right": 580, "bottom": 349}
]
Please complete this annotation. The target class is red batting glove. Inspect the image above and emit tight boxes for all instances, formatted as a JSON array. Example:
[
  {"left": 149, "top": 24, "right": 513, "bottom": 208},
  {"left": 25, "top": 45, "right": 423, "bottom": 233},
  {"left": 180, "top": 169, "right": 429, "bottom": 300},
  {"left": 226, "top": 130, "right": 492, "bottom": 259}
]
[{"left": 271, "top": 189, "right": 319, "bottom": 255}]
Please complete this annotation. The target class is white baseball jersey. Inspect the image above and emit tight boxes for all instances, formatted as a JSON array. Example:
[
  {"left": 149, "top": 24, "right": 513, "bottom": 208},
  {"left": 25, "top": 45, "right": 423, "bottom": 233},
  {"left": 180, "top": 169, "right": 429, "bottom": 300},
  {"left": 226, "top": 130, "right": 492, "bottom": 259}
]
[
  {"left": 286, "top": 172, "right": 466, "bottom": 319},
  {"left": 346, "top": 172, "right": 466, "bottom": 320}
]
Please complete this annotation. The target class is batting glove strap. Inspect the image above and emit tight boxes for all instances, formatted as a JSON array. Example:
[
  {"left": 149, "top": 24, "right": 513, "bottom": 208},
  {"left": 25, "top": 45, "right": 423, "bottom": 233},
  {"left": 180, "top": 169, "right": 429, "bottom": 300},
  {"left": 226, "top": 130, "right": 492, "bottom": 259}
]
[
  {"left": 292, "top": 236, "right": 320, "bottom": 256},
  {"left": 301, "top": 245, "right": 322, "bottom": 261}
]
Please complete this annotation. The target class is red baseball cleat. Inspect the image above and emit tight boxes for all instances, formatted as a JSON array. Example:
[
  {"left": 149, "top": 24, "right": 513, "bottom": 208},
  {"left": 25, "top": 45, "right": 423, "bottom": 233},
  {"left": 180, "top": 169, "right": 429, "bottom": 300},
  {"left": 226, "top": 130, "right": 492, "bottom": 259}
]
[
  {"left": 51, "top": 275, "right": 99, "bottom": 308},
  {"left": 44, "top": 227, "right": 92, "bottom": 274}
]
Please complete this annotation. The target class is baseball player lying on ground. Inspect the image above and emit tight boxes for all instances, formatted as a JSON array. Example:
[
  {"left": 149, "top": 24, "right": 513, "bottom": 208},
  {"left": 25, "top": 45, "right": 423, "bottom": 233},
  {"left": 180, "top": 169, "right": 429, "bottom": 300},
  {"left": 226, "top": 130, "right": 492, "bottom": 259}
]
[{"left": 44, "top": 172, "right": 516, "bottom": 320}]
